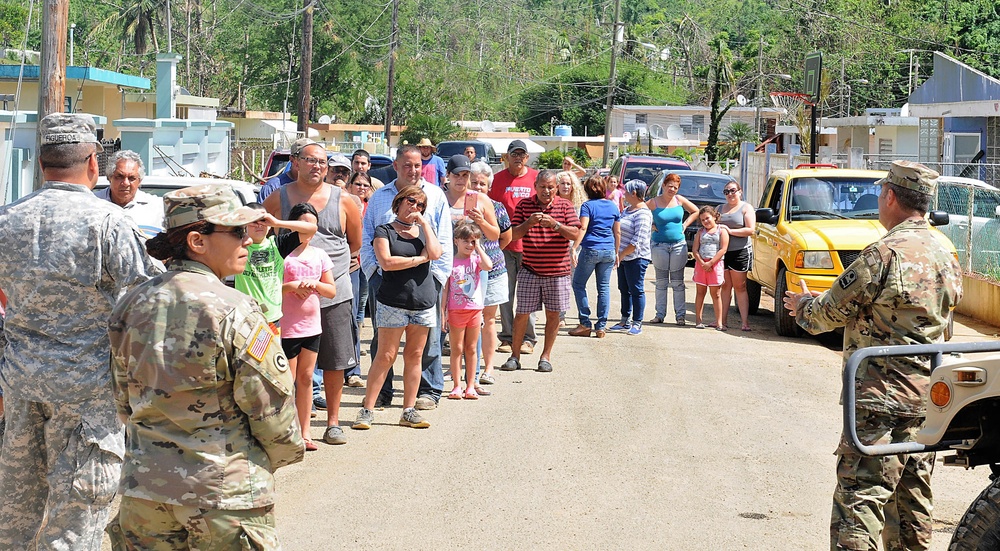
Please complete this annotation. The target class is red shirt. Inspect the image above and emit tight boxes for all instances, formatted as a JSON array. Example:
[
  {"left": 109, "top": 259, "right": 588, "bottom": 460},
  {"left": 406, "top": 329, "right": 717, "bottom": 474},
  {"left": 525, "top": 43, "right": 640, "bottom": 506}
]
[
  {"left": 511, "top": 195, "right": 580, "bottom": 277},
  {"left": 488, "top": 167, "right": 538, "bottom": 253}
]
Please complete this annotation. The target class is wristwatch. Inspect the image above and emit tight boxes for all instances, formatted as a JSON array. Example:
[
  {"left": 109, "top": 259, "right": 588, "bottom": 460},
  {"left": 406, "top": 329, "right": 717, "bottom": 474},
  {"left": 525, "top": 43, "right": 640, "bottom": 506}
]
[{"left": 553, "top": 221, "right": 561, "bottom": 231}]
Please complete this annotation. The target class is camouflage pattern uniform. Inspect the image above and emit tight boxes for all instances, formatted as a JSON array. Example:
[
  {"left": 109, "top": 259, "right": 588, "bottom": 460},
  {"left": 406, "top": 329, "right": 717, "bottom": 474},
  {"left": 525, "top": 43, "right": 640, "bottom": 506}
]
[
  {"left": 108, "top": 185, "right": 304, "bottom": 550},
  {"left": 794, "top": 162, "right": 963, "bottom": 551},
  {"left": 0, "top": 115, "right": 158, "bottom": 551}
]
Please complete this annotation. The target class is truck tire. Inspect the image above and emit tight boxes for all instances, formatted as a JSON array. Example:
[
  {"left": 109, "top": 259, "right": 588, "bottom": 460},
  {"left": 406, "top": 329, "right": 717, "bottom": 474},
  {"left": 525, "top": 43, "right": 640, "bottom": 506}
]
[
  {"left": 774, "top": 267, "right": 802, "bottom": 337},
  {"left": 746, "top": 279, "right": 761, "bottom": 315},
  {"left": 949, "top": 476, "right": 1000, "bottom": 550}
]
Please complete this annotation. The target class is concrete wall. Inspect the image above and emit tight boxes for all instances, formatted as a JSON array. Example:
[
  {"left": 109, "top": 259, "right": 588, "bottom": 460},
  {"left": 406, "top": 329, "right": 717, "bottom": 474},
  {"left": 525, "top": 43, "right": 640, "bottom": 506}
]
[{"left": 955, "top": 275, "right": 1000, "bottom": 328}]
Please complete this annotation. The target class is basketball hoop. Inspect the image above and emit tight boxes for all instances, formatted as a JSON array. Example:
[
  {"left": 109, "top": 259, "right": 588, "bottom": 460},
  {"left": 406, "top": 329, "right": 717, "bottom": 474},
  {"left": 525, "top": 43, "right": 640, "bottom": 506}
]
[{"left": 769, "top": 92, "right": 814, "bottom": 123}]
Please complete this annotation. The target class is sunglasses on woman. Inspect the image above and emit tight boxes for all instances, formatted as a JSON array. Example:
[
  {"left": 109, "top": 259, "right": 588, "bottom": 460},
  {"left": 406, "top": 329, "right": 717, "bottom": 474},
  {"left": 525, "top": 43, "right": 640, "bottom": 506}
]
[
  {"left": 404, "top": 196, "right": 426, "bottom": 209},
  {"left": 215, "top": 225, "right": 249, "bottom": 239}
]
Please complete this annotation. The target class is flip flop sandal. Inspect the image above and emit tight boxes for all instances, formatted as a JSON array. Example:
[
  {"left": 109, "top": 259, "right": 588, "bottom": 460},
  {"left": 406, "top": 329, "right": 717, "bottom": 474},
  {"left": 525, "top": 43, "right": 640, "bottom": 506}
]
[
  {"left": 447, "top": 388, "right": 463, "bottom": 400},
  {"left": 474, "top": 385, "right": 491, "bottom": 396},
  {"left": 464, "top": 389, "right": 479, "bottom": 400}
]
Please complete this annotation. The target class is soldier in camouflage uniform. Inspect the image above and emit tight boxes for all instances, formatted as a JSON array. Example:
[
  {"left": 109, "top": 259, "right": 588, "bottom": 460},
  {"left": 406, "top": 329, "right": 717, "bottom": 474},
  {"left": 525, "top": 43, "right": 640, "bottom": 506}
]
[
  {"left": 107, "top": 184, "right": 305, "bottom": 550},
  {"left": 0, "top": 113, "right": 158, "bottom": 550},
  {"left": 783, "top": 160, "right": 963, "bottom": 551}
]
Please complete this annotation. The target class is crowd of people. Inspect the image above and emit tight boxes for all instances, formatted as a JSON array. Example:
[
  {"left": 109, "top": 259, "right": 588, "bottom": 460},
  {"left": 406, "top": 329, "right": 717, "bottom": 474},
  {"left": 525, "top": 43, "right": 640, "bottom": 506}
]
[{"left": 0, "top": 115, "right": 966, "bottom": 550}]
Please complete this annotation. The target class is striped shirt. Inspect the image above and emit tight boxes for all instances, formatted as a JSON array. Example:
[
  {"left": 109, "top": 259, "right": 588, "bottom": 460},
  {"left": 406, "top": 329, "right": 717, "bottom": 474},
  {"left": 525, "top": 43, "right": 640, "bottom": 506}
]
[
  {"left": 619, "top": 206, "right": 653, "bottom": 261},
  {"left": 511, "top": 195, "right": 580, "bottom": 277}
]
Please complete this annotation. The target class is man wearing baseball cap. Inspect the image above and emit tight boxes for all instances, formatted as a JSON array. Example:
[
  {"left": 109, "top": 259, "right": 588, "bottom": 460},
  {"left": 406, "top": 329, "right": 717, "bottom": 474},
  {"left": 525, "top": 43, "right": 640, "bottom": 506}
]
[
  {"left": 258, "top": 137, "right": 318, "bottom": 201},
  {"left": 783, "top": 160, "right": 963, "bottom": 550},
  {"left": 0, "top": 113, "right": 159, "bottom": 550},
  {"left": 487, "top": 139, "right": 538, "bottom": 355}
]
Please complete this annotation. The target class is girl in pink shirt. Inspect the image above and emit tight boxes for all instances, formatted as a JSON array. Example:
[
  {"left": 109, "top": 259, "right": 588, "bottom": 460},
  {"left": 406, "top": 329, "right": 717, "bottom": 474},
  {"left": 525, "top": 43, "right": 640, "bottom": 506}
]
[
  {"left": 444, "top": 222, "right": 493, "bottom": 400},
  {"left": 281, "top": 203, "right": 337, "bottom": 451}
]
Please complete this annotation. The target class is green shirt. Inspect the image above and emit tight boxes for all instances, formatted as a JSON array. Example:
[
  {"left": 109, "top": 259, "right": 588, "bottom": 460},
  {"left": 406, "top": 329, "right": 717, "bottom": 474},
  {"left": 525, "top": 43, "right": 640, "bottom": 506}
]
[{"left": 234, "top": 234, "right": 299, "bottom": 323}]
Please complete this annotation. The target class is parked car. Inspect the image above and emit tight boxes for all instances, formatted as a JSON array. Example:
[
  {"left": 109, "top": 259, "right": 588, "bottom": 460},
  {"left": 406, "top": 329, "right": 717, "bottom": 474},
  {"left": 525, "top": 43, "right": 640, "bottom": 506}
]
[
  {"left": 436, "top": 140, "right": 501, "bottom": 164},
  {"left": 746, "top": 165, "right": 957, "bottom": 338},
  {"left": 95, "top": 175, "right": 257, "bottom": 205},
  {"left": 934, "top": 176, "right": 1000, "bottom": 270},
  {"left": 263, "top": 149, "right": 395, "bottom": 184},
  {"left": 608, "top": 153, "right": 691, "bottom": 186},
  {"left": 646, "top": 170, "right": 737, "bottom": 258}
]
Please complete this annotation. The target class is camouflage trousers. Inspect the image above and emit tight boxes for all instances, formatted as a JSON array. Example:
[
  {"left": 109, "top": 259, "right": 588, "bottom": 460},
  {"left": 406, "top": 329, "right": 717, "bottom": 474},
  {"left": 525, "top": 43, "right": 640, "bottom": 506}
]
[
  {"left": 109, "top": 496, "right": 280, "bottom": 551},
  {"left": 0, "top": 397, "right": 123, "bottom": 551},
  {"left": 832, "top": 408, "right": 934, "bottom": 551}
]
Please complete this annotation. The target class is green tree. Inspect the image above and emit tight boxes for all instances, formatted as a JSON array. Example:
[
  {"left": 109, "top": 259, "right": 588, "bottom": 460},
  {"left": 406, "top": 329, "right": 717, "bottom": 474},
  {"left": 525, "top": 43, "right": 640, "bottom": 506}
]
[
  {"left": 399, "top": 115, "right": 466, "bottom": 145},
  {"left": 704, "top": 35, "right": 735, "bottom": 162},
  {"left": 91, "top": 0, "right": 165, "bottom": 55},
  {"left": 0, "top": 2, "right": 27, "bottom": 49}
]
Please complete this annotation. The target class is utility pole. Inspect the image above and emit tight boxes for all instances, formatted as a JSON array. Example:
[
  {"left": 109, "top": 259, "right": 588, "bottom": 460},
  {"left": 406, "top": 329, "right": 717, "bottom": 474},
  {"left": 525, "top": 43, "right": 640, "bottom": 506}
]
[
  {"left": 601, "top": 0, "right": 622, "bottom": 167},
  {"left": 384, "top": 0, "right": 399, "bottom": 148},
  {"left": 840, "top": 58, "right": 846, "bottom": 118},
  {"left": 753, "top": 36, "right": 763, "bottom": 137},
  {"left": 166, "top": 0, "right": 173, "bottom": 53},
  {"left": 297, "top": 0, "right": 314, "bottom": 134},
  {"left": 37, "top": 0, "right": 69, "bottom": 190}
]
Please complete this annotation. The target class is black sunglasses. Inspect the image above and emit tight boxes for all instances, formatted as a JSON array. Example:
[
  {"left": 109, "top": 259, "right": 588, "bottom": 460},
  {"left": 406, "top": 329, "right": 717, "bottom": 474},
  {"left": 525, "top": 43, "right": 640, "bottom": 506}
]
[
  {"left": 404, "top": 196, "right": 426, "bottom": 209},
  {"left": 723, "top": 188, "right": 739, "bottom": 195},
  {"left": 215, "top": 226, "right": 249, "bottom": 239}
]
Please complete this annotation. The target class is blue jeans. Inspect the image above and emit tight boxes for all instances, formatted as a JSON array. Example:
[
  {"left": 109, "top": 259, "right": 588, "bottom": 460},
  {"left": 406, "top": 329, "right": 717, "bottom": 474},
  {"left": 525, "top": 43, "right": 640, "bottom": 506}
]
[
  {"left": 571, "top": 247, "right": 616, "bottom": 330},
  {"left": 353, "top": 268, "right": 369, "bottom": 326},
  {"left": 617, "top": 257, "right": 650, "bottom": 325},
  {"left": 368, "top": 271, "right": 444, "bottom": 404},
  {"left": 650, "top": 240, "right": 687, "bottom": 321}
]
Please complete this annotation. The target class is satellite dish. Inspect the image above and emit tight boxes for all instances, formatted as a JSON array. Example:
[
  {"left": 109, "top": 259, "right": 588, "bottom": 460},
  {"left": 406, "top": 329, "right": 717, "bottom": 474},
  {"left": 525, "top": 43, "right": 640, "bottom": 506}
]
[
  {"left": 900, "top": 103, "right": 910, "bottom": 117},
  {"left": 481, "top": 120, "right": 495, "bottom": 132},
  {"left": 637, "top": 126, "right": 649, "bottom": 137},
  {"left": 736, "top": 94, "right": 748, "bottom": 107},
  {"left": 318, "top": 115, "right": 332, "bottom": 124},
  {"left": 666, "top": 124, "right": 684, "bottom": 140},
  {"left": 622, "top": 131, "right": 633, "bottom": 141},
  {"left": 649, "top": 124, "right": 665, "bottom": 139}
]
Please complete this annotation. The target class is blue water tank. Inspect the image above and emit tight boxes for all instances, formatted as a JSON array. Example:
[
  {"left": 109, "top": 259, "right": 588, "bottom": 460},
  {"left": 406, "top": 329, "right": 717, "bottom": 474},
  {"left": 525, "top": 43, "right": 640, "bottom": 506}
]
[{"left": 554, "top": 125, "right": 572, "bottom": 137}]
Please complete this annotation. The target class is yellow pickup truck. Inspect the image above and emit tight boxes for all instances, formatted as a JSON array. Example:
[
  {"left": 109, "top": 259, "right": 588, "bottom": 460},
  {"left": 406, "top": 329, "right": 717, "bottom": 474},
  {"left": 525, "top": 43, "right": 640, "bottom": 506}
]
[{"left": 747, "top": 166, "right": 957, "bottom": 337}]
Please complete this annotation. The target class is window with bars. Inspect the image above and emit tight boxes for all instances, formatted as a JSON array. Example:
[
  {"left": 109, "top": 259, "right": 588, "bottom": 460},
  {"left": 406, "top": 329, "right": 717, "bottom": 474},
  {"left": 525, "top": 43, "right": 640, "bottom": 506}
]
[
  {"left": 987, "top": 117, "right": 1000, "bottom": 164},
  {"left": 918, "top": 118, "right": 941, "bottom": 163}
]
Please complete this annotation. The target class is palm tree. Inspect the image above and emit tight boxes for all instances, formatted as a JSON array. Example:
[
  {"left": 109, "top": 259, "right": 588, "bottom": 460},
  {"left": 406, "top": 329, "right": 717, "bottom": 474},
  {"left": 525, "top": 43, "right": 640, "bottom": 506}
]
[
  {"left": 91, "top": 0, "right": 166, "bottom": 55},
  {"left": 399, "top": 115, "right": 466, "bottom": 146},
  {"left": 704, "top": 35, "right": 735, "bottom": 162}
]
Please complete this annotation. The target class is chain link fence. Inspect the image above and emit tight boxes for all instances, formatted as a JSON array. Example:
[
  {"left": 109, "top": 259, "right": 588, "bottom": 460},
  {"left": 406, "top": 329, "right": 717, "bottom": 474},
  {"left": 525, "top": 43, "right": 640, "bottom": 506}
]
[{"left": 931, "top": 177, "right": 1000, "bottom": 282}]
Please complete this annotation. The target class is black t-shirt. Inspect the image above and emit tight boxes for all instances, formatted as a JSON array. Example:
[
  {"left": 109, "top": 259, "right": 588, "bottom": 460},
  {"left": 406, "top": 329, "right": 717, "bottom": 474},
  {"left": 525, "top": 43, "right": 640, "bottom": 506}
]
[{"left": 374, "top": 223, "right": 436, "bottom": 310}]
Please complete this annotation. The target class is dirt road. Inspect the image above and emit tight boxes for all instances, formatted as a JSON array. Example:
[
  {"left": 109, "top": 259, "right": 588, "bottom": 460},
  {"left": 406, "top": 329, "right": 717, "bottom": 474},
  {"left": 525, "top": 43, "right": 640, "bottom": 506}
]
[{"left": 265, "top": 268, "right": 1000, "bottom": 550}]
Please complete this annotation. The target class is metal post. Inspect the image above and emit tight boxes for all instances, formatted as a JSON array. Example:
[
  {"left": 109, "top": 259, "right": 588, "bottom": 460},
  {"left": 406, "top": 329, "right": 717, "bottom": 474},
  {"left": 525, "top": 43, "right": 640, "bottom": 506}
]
[
  {"left": 69, "top": 23, "right": 75, "bottom": 66},
  {"left": 810, "top": 104, "right": 818, "bottom": 164},
  {"left": 601, "top": 0, "right": 622, "bottom": 168}
]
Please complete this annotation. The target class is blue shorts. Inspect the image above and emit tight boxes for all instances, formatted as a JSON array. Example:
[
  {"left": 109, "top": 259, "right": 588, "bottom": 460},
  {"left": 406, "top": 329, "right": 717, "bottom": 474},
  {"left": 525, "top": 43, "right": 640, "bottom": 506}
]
[{"left": 376, "top": 301, "right": 436, "bottom": 328}]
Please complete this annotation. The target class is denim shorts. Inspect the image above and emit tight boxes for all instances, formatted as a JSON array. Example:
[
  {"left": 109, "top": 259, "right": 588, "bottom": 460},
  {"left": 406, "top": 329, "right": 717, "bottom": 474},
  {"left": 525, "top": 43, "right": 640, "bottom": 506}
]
[
  {"left": 376, "top": 301, "right": 436, "bottom": 328},
  {"left": 484, "top": 273, "right": 509, "bottom": 307}
]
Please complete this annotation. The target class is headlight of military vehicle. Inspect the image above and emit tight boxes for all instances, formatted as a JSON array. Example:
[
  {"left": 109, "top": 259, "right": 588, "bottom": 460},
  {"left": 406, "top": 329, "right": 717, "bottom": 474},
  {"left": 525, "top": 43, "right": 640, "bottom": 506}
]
[{"left": 794, "top": 251, "right": 834, "bottom": 269}]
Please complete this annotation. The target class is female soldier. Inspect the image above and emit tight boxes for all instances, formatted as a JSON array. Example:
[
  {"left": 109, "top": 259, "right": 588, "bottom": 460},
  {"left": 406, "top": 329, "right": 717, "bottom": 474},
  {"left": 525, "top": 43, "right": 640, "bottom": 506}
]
[{"left": 109, "top": 184, "right": 304, "bottom": 550}]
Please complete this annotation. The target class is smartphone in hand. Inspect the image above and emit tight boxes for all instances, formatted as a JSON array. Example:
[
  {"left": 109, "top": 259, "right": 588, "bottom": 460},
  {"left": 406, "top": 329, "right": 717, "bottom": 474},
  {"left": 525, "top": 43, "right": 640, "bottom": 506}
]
[{"left": 464, "top": 190, "right": 478, "bottom": 216}]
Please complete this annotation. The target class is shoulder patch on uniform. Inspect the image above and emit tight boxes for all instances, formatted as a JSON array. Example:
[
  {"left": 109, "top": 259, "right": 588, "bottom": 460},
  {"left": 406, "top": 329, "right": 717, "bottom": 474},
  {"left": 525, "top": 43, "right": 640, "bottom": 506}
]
[
  {"left": 839, "top": 269, "right": 858, "bottom": 290},
  {"left": 274, "top": 354, "right": 288, "bottom": 372},
  {"left": 247, "top": 325, "right": 273, "bottom": 362}
]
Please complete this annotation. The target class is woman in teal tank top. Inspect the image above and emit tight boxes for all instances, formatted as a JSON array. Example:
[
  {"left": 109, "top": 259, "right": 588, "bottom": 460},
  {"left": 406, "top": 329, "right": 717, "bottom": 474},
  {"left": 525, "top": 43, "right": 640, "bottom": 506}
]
[{"left": 645, "top": 173, "right": 698, "bottom": 324}]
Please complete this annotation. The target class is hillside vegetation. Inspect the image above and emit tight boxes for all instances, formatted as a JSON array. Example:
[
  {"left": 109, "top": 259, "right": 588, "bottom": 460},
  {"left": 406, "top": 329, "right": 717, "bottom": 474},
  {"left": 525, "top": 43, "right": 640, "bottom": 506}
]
[{"left": 4, "top": 0, "right": 1000, "bottom": 133}]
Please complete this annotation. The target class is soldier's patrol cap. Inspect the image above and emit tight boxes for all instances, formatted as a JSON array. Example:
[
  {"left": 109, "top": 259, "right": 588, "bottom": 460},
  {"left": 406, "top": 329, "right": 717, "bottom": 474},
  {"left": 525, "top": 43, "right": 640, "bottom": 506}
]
[
  {"left": 876, "top": 160, "right": 938, "bottom": 196},
  {"left": 39, "top": 113, "right": 104, "bottom": 152},
  {"left": 163, "top": 184, "right": 265, "bottom": 229},
  {"left": 290, "top": 137, "right": 320, "bottom": 157}
]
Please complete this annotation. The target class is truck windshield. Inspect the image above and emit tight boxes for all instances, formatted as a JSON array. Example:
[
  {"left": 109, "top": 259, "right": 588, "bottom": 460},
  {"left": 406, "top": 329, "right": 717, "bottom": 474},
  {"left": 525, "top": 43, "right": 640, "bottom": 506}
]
[{"left": 789, "top": 177, "right": 882, "bottom": 219}]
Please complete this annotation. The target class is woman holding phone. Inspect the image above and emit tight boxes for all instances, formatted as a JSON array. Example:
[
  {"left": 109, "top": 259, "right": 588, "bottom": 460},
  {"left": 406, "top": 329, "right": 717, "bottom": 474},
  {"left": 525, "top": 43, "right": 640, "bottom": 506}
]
[{"left": 443, "top": 154, "right": 500, "bottom": 235}]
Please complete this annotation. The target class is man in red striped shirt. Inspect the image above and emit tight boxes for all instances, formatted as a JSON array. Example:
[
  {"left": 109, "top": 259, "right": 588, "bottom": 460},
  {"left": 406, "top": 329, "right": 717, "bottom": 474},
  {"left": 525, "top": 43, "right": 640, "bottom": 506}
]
[{"left": 500, "top": 170, "right": 581, "bottom": 373}]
